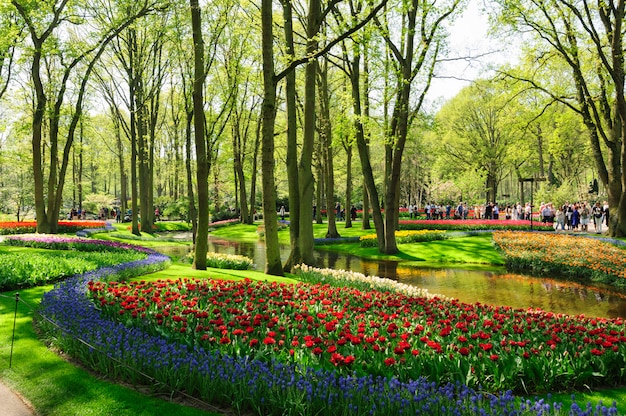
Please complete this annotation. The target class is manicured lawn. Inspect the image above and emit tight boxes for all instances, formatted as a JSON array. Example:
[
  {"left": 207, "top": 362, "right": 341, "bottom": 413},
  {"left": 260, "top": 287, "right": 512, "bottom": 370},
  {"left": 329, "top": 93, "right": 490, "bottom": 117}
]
[
  {"left": 208, "top": 221, "right": 372, "bottom": 244},
  {"left": 317, "top": 233, "right": 505, "bottom": 268}
]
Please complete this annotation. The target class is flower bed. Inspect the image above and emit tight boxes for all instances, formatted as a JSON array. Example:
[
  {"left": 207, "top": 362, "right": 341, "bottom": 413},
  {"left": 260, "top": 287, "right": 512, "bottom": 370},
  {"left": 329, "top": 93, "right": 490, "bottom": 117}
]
[
  {"left": 87, "top": 276, "right": 626, "bottom": 395},
  {"left": 360, "top": 229, "right": 448, "bottom": 247},
  {"left": 493, "top": 231, "right": 626, "bottom": 288},
  {"left": 5, "top": 235, "right": 156, "bottom": 254},
  {"left": 35, "top": 238, "right": 619, "bottom": 415},
  {"left": 184, "top": 251, "right": 255, "bottom": 270},
  {"left": 209, "top": 218, "right": 240, "bottom": 228},
  {"left": 295, "top": 264, "right": 448, "bottom": 299},
  {"left": 0, "top": 220, "right": 107, "bottom": 235},
  {"left": 399, "top": 219, "right": 553, "bottom": 232}
]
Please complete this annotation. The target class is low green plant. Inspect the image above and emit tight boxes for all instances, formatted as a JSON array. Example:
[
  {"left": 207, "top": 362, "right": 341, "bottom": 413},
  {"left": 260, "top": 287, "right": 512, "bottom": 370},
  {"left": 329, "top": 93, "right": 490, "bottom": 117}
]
[
  {"left": 0, "top": 249, "right": 146, "bottom": 291},
  {"left": 185, "top": 251, "right": 254, "bottom": 270},
  {"left": 360, "top": 229, "right": 448, "bottom": 247}
]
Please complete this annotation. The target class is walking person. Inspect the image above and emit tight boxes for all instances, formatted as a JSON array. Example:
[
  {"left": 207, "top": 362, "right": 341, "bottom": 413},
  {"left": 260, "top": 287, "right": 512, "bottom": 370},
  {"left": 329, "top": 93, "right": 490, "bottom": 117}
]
[
  {"left": 580, "top": 203, "right": 590, "bottom": 232},
  {"left": 555, "top": 207, "right": 565, "bottom": 231},
  {"left": 592, "top": 202, "right": 604, "bottom": 234},
  {"left": 571, "top": 205, "right": 580, "bottom": 230}
]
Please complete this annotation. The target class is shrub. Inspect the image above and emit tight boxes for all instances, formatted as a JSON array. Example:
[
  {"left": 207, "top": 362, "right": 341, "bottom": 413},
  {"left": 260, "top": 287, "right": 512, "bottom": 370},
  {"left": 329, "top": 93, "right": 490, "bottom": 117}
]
[
  {"left": 360, "top": 229, "right": 448, "bottom": 247},
  {"left": 184, "top": 251, "right": 254, "bottom": 270}
]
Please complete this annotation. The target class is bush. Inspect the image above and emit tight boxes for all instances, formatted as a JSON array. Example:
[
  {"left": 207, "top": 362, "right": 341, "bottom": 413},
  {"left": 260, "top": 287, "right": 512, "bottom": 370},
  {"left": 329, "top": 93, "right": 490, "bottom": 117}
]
[
  {"left": 360, "top": 229, "right": 448, "bottom": 247},
  {"left": 184, "top": 251, "right": 254, "bottom": 270}
]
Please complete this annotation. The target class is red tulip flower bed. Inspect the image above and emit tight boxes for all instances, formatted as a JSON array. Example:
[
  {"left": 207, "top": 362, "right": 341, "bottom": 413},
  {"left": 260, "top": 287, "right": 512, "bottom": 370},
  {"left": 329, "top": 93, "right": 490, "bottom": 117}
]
[
  {"left": 0, "top": 220, "right": 107, "bottom": 235},
  {"left": 399, "top": 219, "right": 554, "bottom": 232},
  {"left": 88, "top": 277, "right": 626, "bottom": 394}
]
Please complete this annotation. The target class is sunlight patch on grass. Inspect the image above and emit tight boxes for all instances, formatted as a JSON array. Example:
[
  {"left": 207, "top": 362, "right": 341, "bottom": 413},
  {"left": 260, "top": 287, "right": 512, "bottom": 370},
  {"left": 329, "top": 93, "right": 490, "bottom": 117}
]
[{"left": 317, "top": 234, "right": 505, "bottom": 267}]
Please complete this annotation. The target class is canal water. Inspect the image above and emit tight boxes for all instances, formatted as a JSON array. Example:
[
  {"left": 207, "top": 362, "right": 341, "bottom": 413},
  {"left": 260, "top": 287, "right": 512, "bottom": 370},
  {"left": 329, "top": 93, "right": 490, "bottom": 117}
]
[{"left": 159, "top": 235, "right": 626, "bottom": 319}]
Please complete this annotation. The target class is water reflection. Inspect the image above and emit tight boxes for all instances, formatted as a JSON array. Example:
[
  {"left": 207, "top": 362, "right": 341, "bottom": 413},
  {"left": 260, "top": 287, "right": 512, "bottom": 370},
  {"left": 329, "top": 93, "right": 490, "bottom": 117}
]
[{"left": 158, "top": 235, "right": 626, "bottom": 319}]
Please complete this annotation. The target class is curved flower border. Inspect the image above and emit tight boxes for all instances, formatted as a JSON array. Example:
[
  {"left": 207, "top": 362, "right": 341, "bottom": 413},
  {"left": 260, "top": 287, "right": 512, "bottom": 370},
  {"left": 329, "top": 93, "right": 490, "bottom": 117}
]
[{"left": 35, "top": 237, "right": 617, "bottom": 415}]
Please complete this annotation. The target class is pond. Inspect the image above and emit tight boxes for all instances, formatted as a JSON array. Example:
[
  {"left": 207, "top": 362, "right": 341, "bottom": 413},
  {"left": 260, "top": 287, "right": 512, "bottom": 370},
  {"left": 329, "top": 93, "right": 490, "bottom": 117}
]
[{"left": 157, "top": 235, "right": 626, "bottom": 319}]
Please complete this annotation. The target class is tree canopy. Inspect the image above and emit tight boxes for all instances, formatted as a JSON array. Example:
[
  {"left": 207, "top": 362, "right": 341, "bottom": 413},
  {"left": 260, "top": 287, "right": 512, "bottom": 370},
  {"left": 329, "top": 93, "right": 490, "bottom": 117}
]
[{"left": 0, "top": 0, "right": 619, "bottom": 274}]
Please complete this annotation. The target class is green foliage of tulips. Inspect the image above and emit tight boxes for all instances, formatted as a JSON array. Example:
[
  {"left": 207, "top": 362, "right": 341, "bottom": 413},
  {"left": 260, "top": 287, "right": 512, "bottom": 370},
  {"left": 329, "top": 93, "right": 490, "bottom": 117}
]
[
  {"left": 360, "top": 229, "right": 448, "bottom": 247},
  {"left": 184, "top": 251, "right": 255, "bottom": 270},
  {"left": 0, "top": 247, "right": 147, "bottom": 291}
]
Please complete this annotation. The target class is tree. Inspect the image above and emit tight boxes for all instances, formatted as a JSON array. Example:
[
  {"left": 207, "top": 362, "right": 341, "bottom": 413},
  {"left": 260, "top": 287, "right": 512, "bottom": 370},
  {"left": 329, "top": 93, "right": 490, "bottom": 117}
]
[
  {"left": 261, "top": 0, "right": 387, "bottom": 274},
  {"left": 189, "top": 0, "right": 209, "bottom": 269},
  {"left": 0, "top": 5, "right": 21, "bottom": 102},
  {"left": 370, "top": 0, "right": 462, "bottom": 253},
  {"left": 437, "top": 80, "right": 517, "bottom": 204},
  {"left": 260, "top": 0, "right": 283, "bottom": 275},
  {"left": 318, "top": 58, "right": 341, "bottom": 238},
  {"left": 496, "top": 0, "right": 626, "bottom": 236},
  {"left": 13, "top": 0, "right": 166, "bottom": 233}
]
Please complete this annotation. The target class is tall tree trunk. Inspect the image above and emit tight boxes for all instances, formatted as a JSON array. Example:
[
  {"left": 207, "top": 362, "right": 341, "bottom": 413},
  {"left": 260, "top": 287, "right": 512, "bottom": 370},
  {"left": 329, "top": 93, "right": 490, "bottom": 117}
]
[
  {"left": 361, "top": 180, "right": 370, "bottom": 229},
  {"left": 29, "top": 35, "right": 50, "bottom": 233},
  {"left": 247, "top": 114, "right": 261, "bottom": 224},
  {"left": 319, "top": 59, "right": 339, "bottom": 238},
  {"left": 362, "top": 41, "right": 372, "bottom": 230},
  {"left": 351, "top": 47, "right": 385, "bottom": 249},
  {"left": 116, "top": 123, "right": 126, "bottom": 215},
  {"left": 78, "top": 129, "right": 84, "bottom": 210},
  {"left": 190, "top": 0, "right": 209, "bottom": 269},
  {"left": 185, "top": 112, "right": 197, "bottom": 243},
  {"left": 233, "top": 121, "right": 249, "bottom": 223},
  {"left": 281, "top": 0, "right": 302, "bottom": 271},
  {"left": 344, "top": 144, "right": 353, "bottom": 228},
  {"left": 315, "top": 149, "right": 324, "bottom": 224},
  {"left": 260, "top": 0, "right": 284, "bottom": 275},
  {"left": 297, "top": 0, "right": 321, "bottom": 265}
]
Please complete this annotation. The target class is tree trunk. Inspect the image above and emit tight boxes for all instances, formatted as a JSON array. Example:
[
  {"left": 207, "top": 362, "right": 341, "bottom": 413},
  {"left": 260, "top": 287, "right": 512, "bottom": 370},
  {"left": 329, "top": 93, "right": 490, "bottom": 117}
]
[
  {"left": 78, "top": 131, "right": 84, "bottom": 210},
  {"left": 361, "top": 180, "right": 371, "bottom": 229},
  {"left": 344, "top": 144, "right": 353, "bottom": 228},
  {"left": 185, "top": 112, "right": 197, "bottom": 243},
  {"left": 351, "top": 50, "right": 385, "bottom": 250},
  {"left": 315, "top": 152, "right": 324, "bottom": 224},
  {"left": 297, "top": 0, "right": 321, "bottom": 265},
  {"left": 247, "top": 114, "right": 261, "bottom": 224},
  {"left": 190, "top": 0, "right": 209, "bottom": 269},
  {"left": 281, "top": 0, "right": 301, "bottom": 271},
  {"left": 31, "top": 40, "right": 49, "bottom": 233},
  {"left": 319, "top": 59, "right": 339, "bottom": 239},
  {"left": 233, "top": 121, "right": 250, "bottom": 223},
  {"left": 260, "top": 0, "right": 284, "bottom": 275}
]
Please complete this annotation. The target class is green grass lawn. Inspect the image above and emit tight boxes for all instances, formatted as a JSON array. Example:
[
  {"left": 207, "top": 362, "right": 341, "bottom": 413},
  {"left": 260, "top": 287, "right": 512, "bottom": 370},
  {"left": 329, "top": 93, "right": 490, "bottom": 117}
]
[{"left": 316, "top": 233, "right": 505, "bottom": 268}]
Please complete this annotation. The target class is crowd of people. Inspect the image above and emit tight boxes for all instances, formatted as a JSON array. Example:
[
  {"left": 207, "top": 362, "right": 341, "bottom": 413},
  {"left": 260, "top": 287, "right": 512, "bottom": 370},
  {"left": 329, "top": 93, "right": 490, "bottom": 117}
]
[
  {"left": 67, "top": 207, "right": 87, "bottom": 220},
  {"left": 540, "top": 201, "right": 608, "bottom": 234},
  {"left": 408, "top": 200, "right": 609, "bottom": 234}
]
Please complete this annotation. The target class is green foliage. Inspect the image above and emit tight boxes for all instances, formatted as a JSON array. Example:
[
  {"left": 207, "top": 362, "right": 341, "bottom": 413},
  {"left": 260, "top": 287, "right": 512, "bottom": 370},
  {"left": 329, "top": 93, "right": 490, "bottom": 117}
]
[
  {"left": 211, "top": 207, "right": 240, "bottom": 222},
  {"left": 360, "top": 229, "right": 448, "bottom": 247},
  {"left": 82, "top": 193, "right": 116, "bottom": 213},
  {"left": 184, "top": 251, "right": 254, "bottom": 270},
  {"left": 158, "top": 197, "right": 190, "bottom": 221},
  {"left": 0, "top": 249, "right": 146, "bottom": 291}
]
